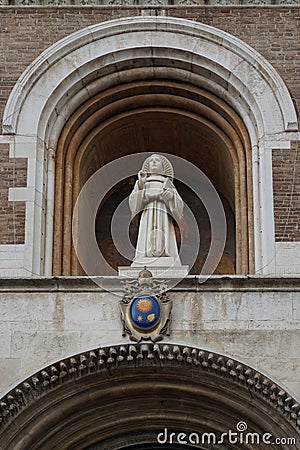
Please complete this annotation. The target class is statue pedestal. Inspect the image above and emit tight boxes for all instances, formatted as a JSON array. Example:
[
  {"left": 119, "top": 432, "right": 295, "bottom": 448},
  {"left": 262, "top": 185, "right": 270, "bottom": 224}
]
[
  {"left": 118, "top": 263, "right": 189, "bottom": 278},
  {"left": 131, "top": 256, "right": 179, "bottom": 267}
]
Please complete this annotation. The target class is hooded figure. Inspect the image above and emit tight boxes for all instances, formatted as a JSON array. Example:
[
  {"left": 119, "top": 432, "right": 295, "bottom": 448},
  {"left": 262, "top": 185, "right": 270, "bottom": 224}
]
[{"left": 129, "top": 154, "right": 183, "bottom": 265}]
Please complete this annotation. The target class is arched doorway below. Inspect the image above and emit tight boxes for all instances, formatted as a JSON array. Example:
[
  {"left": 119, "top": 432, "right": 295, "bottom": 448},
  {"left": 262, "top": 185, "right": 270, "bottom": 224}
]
[{"left": 0, "top": 343, "right": 298, "bottom": 450}]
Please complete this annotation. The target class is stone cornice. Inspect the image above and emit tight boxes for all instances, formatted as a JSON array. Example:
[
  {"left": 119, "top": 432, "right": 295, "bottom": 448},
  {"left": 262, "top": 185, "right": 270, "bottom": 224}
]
[{"left": 1, "top": 275, "right": 300, "bottom": 292}]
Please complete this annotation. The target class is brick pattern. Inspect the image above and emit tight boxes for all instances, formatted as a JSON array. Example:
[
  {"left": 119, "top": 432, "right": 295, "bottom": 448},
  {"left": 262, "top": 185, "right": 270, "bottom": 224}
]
[
  {"left": 0, "top": 9, "right": 139, "bottom": 127},
  {"left": 170, "top": 8, "right": 300, "bottom": 115},
  {"left": 0, "top": 144, "right": 27, "bottom": 244},
  {"left": 273, "top": 143, "right": 300, "bottom": 242},
  {"left": 0, "top": 7, "right": 299, "bottom": 243}
]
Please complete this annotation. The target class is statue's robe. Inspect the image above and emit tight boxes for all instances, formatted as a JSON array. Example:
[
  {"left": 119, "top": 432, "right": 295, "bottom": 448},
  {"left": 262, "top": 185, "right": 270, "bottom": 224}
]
[{"left": 129, "top": 174, "right": 183, "bottom": 262}]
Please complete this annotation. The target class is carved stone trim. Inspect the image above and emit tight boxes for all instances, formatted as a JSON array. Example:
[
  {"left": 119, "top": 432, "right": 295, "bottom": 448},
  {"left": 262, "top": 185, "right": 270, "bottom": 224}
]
[
  {"left": 1, "top": 1, "right": 300, "bottom": 4},
  {"left": 0, "top": 343, "right": 299, "bottom": 432},
  {"left": 1, "top": 275, "right": 300, "bottom": 292}
]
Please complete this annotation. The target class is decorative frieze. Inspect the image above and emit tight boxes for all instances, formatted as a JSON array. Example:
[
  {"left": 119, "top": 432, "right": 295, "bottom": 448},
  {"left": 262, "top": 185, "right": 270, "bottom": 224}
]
[
  {"left": 1, "top": 0, "right": 299, "bottom": 4},
  {"left": 0, "top": 343, "right": 299, "bottom": 430}
]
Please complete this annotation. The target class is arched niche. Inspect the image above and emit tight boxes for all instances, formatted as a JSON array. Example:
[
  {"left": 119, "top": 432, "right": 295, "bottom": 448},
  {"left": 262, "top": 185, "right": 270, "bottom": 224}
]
[
  {"left": 53, "top": 81, "right": 250, "bottom": 275},
  {"left": 0, "top": 343, "right": 299, "bottom": 449},
  {"left": 1, "top": 17, "right": 298, "bottom": 276}
]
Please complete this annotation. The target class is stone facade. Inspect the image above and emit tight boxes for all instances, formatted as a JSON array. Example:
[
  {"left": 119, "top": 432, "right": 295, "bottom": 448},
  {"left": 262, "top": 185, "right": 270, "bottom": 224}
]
[
  {"left": 0, "top": 6, "right": 300, "bottom": 447},
  {"left": 0, "top": 277, "right": 299, "bottom": 398}
]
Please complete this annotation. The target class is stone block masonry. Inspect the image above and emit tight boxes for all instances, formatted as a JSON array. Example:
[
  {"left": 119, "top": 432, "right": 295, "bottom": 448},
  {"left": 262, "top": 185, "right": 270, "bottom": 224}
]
[{"left": 0, "top": 277, "right": 299, "bottom": 399}]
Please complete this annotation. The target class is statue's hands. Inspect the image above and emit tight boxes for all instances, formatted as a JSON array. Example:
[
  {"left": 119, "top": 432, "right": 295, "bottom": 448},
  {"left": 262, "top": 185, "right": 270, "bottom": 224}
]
[
  {"left": 138, "top": 170, "right": 147, "bottom": 188},
  {"left": 161, "top": 188, "right": 173, "bottom": 202}
]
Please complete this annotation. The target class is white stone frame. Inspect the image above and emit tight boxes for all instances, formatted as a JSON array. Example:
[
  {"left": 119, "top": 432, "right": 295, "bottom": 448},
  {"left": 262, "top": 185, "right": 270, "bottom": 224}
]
[{"left": 0, "top": 16, "right": 299, "bottom": 276}]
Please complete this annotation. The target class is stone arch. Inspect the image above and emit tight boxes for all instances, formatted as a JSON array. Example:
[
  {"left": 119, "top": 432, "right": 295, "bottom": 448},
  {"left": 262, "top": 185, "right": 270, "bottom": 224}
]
[
  {"left": 0, "top": 343, "right": 299, "bottom": 449},
  {"left": 1, "top": 17, "right": 298, "bottom": 276}
]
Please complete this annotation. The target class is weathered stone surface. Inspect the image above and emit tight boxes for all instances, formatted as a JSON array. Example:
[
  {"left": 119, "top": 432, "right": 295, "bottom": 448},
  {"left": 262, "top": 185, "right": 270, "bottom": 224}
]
[
  {"left": 293, "top": 292, "right": 300, "bottom": 320},
  {"left": 0, "top": 293, "right": 55, "bottom": 322},
  {"left": 0, "top": 334, "right": 10, "bottom": 358},
  {"left": 0, "top": 359, "right": 21, "bottom": 392},
  {"left": 0, "top": 276, "right": 299, "bottom": 402}
]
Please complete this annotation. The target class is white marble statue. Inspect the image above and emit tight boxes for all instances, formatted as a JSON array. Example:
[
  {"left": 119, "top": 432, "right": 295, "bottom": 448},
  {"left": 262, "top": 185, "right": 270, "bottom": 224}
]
[{"left": 129, "top": 154, "right": 183, "bottom": 266}]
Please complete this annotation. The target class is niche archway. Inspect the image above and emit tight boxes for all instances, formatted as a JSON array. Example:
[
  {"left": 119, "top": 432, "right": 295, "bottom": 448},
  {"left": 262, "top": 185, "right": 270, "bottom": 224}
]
[
  {"left": 3, "top": 17, "right": 298, "bottom": 276},
  {"left": 53, "top": 81, "right": 252, "bottom": 275}
]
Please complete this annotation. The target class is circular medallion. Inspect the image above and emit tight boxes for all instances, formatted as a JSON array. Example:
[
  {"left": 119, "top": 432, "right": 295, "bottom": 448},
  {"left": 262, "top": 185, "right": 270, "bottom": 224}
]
[{"left": 130, "top": 295, "right": 160, "bottom": 330}]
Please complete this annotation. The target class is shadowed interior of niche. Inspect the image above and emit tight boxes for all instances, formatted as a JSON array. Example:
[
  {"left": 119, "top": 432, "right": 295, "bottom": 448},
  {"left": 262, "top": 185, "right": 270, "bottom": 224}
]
[{"left": 95, "top": 177, "right": 235, "bottom": 275}]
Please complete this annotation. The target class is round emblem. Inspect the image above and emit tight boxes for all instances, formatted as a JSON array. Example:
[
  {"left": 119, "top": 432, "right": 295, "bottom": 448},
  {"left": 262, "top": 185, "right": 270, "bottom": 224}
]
[{"left": 130, "top": 295, "right": 160, "bottom": 330}]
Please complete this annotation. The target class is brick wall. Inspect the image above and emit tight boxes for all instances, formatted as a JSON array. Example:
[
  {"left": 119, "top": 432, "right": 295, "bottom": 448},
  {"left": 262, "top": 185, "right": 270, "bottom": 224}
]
[
  {"left": 0, "top": 144, "right": 26, "bottom": 244},
  {"left": 0, "top": 8, "right": 140, "bottom": 127},
  {"left": 273, "top": 142, "right": 300, "bottom": 242},
  {"left": 0, "top": 7, "right": 299, "bottom": 244},
  {"left": 170, "top": 8, "right": 300, "bottom": 115},
  {"left": 0, "top": 8, "right": 299, "bottom": 125}
]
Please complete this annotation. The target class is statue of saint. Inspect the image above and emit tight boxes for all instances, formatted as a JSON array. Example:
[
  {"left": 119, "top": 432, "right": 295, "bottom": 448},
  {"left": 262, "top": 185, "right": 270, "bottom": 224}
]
[{"left": 129, "top": 154, "right": 184, "bottom": 266}]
